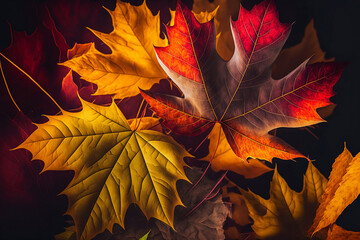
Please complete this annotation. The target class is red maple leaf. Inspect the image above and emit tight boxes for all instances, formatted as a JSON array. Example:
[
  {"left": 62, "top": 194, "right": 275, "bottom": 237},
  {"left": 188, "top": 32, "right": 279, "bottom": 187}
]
[{"left": 141, "top": 0, "right": 346, "bottom": 162}]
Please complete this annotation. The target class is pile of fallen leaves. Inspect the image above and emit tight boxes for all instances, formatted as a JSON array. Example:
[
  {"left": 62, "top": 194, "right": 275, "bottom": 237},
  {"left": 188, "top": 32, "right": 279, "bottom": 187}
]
[{"left": 1, "top": 0, "right": 359, "bottom": 240}]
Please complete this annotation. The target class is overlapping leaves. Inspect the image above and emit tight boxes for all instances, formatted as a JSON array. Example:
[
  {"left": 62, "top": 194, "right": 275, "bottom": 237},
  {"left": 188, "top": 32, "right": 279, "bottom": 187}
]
[
  {"left": 241, "top": 146, "right": 360, "bottom": 240},
  {"left": 310, "top": 146, "right": 360, "bottom": 239},
  {"left": 141, "top": 0, "right": 346, "bottom": 163},
  {"left": 16, "top": 98, "right": 190, "bottom": 240},
  {"left": 5, "top": 0, "right": 351, "bottom": 240},
  {"left": 240, "top": 162, "right": 327, "bottom": 239}
]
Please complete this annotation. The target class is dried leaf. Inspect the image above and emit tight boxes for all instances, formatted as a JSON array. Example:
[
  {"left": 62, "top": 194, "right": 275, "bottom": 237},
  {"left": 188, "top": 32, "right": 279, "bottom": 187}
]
[
  {"left": 62, "top": 1, "right": 168, "bottom": 99},
  {"left": 310, "top": 146, "right": 360, "bottom": 235},
  {"left": 222, "top": 183, "right": 252, "bottom": 226},
  {"left": 240, "top": 162, "right": 327, "bottom": 239},
  {"left": 152, "top": 168, "right": 229, "bottom": 240},
  {"left": 16, "top": 98, "right": 190, "bottom": 240}
]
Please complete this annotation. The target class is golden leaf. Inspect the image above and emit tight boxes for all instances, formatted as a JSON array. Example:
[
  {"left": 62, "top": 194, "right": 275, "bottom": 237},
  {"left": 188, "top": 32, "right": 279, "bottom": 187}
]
[
  {"left": 16, "top": 98, "right": 190, "bottom": 240},
  {"left": 240, "top": 162, "right": 327, "bottom": 239},
  {"left": 201, "top": 123, "right": 273, "bottom": 179},
  {"left": 327, "top": 224, "right": 360, "bottom": 240},
  {"left": 61, "top": 1, "right": 168, "bottom": 99},
  {"left": 310, "top": 145, "right": 360, "bottom": 235},
  {"left": 192, "top": 0, "right": 242, "bottom": 60}
]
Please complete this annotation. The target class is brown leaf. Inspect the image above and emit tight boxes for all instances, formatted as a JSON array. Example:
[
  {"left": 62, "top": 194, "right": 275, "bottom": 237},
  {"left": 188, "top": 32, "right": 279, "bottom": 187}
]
[{"left": 222, "top": 182, "right": 252, "bottom": 226}]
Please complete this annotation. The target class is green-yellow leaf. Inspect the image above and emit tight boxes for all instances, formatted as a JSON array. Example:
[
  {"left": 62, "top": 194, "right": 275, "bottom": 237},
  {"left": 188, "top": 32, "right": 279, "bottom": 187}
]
[
  {"left": 61, "top": 0, "right": 168, "bottom": 99},
  {"left": 139, "top": 230, "right": 151, "bottom": 240},
  {"left": 240, "top": 162, "right": 327, "bottom": 240},
  {"left": 16, "top": 98, "right": 190, "bottom": 240}
]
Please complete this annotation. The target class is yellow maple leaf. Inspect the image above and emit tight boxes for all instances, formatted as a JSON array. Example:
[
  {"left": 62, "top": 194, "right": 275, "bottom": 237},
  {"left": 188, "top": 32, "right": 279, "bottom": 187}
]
[
  {"left": 310, "top": 145, "right": 360, "bottom": 236},
  {"left": 61, "top": 0, "right": 168, "bottom": 99},
  {"left": 192, "top": 0, "right": 242, "bottom": 60},
  {"left": 16, "top": 98, "right": 190, "bottom": 240},
  {"left": 240, "top": 162, "right": 327, "bottom": 239},
  {"left": 201, "top": 123, "right": 273, "bottom": 179}
]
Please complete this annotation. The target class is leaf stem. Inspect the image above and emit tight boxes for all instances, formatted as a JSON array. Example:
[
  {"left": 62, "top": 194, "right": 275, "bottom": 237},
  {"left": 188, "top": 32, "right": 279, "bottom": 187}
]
[
  {"left": 185, "top": 170, "right": 228, "bottom": 217},
  {"left": 0, "top": 60, "right": 21, "bottom": 112},
  {"left": 0, "top": 52, "right": 62, "bottom": 111},
  {"left": 134, "top": 99, "right": 146, "bottom": 131},
  {"left": 135, "top": 103, "right": 148, "bottom": 131},
  {"left": 189, "top": 127, "right": 221, "bottom": 192}
]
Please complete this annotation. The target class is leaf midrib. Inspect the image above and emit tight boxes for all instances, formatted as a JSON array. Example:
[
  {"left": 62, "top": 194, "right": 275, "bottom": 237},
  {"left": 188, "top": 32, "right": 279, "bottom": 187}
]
[
  {"left": 220, "top": 2, "right": 271, "bottom": 121},
  {"left": 223, "top": 74, "right": 331, "bottom": 122}
]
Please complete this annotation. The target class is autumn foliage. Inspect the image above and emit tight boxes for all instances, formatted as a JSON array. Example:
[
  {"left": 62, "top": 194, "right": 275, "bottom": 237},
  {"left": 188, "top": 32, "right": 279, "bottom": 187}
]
[{"left": 0, "top": 0, "right": 358, "bottom": 240}]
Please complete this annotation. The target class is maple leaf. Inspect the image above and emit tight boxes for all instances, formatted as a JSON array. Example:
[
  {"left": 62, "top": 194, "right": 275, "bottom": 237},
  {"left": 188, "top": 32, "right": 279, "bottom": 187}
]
[
  {"left": 310, "top": 145, "right": 360, "bottom": 236},
  {"left": 201, "top": 123, "right": 272, "bottom": 178},
  {"left": 62, "top": 0, "right": 169, "bottom": 99},
  {"left": 61, "top": 167, "right": 229, "bottom": 240},
  {"left": 239, "top": 162, "right": 327, "bottom": 239},
  {"left": 141, "top": 0, "right": 346, "bottom": 163},
  {"left": 16, "top": 98, "right": 190, "bottom": 240}
]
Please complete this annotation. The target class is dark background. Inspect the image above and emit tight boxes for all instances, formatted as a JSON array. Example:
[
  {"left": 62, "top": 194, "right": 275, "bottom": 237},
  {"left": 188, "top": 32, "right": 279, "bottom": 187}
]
[{"left": 0, "top": 0, "right": 359, "bottom": 239}]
